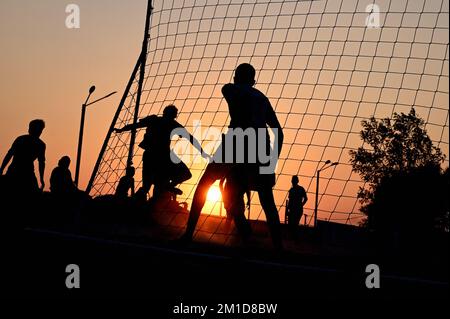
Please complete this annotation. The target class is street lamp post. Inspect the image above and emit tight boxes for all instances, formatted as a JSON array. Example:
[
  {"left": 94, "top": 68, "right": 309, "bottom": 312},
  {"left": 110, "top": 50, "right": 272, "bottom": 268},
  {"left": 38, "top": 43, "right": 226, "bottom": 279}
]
[
  {"left": 74, "top": 86, "right": 117, "bottom": 187},
  {"left": 314, "top": 160, "right": 339, "bottom": 227}
]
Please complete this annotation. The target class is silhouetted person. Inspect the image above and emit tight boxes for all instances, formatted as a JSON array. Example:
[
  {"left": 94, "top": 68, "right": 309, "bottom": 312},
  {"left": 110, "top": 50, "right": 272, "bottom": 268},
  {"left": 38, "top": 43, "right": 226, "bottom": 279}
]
[
  {"left": 49, "top": 155, "right": 89, "bottom": 226},
  {"left": 115, "top": 105, "right": 209, "bottom": 199},
  {"left": 287, "top": 175, "right": 308, "bottom": 232},
  {"left": 0, "top": 119, "right": 46, "bottom": 195},
  {"left": 221, "top": 63, "right": 285, "bottom": 248},
  {"left": 115, "top": 166, "right": 135, "bottom": 199},
  {"left": 50, "top": 156, "right": 77, "bottom": 196},
  {"left": 180, "top": 63, "right": 284, "bottom": 248}
]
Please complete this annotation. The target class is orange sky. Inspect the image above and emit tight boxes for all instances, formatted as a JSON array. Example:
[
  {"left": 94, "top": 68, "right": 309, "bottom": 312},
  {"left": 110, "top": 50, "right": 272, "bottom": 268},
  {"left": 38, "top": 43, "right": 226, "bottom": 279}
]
[
  {"left": 0, "top": 0, "right": 448, "bottom": 225},
  {"left": 0, "top": 0, "right": 147, "bottom": 190}
]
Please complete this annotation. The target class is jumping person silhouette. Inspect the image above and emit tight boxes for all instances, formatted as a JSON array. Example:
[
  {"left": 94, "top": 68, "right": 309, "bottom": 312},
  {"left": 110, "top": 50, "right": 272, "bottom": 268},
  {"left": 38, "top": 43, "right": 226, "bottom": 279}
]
[
  {"left": 0, "top": 119, "right": 46, "bottom": 195},
  {"left": 180, "top": 63, "right": 284, "bottom": 249},
  {"left": 115, "top": 105, "right": 209, "bottom": 199}
]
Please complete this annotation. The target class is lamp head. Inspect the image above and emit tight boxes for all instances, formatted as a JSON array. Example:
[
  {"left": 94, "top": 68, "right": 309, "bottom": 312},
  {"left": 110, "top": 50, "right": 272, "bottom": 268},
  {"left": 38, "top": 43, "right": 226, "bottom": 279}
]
[
  {"left": 89, "top": 86, "right": 96, "bottom": 94},
  {"left": 324, "top": 160, "right": 331, "bottom": 165},
  {"left": 332, "top": 162, "right": 339, "bottom": 166}
]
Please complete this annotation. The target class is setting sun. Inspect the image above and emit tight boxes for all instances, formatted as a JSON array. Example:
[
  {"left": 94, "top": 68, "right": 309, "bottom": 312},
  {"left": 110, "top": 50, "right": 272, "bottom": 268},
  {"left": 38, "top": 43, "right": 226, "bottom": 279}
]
[{"left": 207, "top": 186, "right": 222, "bottom": 203}]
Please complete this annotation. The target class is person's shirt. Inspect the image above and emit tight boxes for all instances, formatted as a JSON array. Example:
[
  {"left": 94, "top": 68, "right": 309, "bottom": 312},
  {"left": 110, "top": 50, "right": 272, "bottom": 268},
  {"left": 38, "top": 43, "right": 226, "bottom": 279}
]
[
  {"left": 138, "top": 115, "right": 185, "bottom": 155},
  {"left": 115, "top": 175, "right": 134, "bottom": 198},
  {"left": 8, "top": 134, "right": 46, "bottom": 174},
  {"left": 219, "top": 83, "right": 278, "bottom": 166},
  {"left": 222, "top": 83, "right": 277, "bottom": 130},
  {"left": 288, "top": 185, "right": 307, "bottom": 210},
  {"left": 50, "top": 166, "right": 74, "bottom": 194}
]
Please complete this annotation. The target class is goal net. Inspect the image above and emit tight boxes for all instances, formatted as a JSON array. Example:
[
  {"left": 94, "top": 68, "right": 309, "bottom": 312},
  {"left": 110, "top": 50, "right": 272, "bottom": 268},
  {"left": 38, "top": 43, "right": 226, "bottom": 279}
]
[{"left": 88, "top": 0, "right": 449, "bottom": 226}]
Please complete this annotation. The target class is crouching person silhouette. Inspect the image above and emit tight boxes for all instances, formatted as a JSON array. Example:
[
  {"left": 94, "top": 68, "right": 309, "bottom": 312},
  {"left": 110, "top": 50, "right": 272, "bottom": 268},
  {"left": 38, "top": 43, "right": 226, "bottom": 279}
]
[
  {"left": 50, "top": 156, "right": 77, "bottom": 197},
  {"left": 115, "top": 105, "right": 210, "bottom": 200},
  {"left": 50, "top": 155, "right": 89, "bottom": 225},
  {"left": 115, "top": 166, "right": 135, "bottom": 200}
]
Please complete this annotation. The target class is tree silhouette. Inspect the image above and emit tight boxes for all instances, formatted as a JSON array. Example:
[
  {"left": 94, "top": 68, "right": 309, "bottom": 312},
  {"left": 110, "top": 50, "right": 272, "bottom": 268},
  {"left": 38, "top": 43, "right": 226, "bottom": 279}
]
[
  {"left": 369, "top": 165, "right": 448, "bottom": 233},
  {"left": 349, "top": 108, "right": 447, "bottom": 231}
]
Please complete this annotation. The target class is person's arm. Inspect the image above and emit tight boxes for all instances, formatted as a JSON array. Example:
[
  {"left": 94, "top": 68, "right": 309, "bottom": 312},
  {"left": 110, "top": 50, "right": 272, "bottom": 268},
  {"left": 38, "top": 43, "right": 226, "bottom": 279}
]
[
  {"left": 68, "top": 170, "right": 77, "bottom": 190},
  {"left": 38, "top": 161, "right": 45, "bottom": 190},
  {"left": 219, "top": 177, "right": 225, "bottom": 193},
  {"left": 302, "top": 191, "right": 308, "bottom": 206},
  {"left": 221, "top": 83, "right": 237, "bottom": 105},
  {"left": 176, "top": 124, "right": 210, "bottom": 160},
  {"left": 130, "top": 178, "right": 135, "bottom": 196},
  {"left": 114, "top": 116, "right": 154, "bottom": 133},
  {"left": 49, "top": 169, "right": 56, "bottom": 192},
  {"left": 245, "top": 189, "right": 251, "bottom": 209},
  {"left": 0, "top": 138, "right": 19, "bottom": 175},
  {"left": 0, "top": 148, "right": 13, "bottom": 175},
  {"left": 222, "top": 84, "right": 241, "bottom": 123},
  {"left": 188, "top": 132, "right": 210, "bottom": 159},
  {"left": 38, "top": 145, "right": 46, "bottom": 190},
  {"left": 287, "top": 189, "right": 292, "bottom": 209},
  {"left": 114, "top": 122, "right": 144, "bottom": 133},
  {"left": 266, "top": 103, "right": 284, "bottom": 157}
]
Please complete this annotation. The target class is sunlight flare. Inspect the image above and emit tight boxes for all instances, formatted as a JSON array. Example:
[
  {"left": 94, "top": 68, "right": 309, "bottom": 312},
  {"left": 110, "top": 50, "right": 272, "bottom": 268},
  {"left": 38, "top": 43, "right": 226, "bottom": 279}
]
[{"left": 207, "top": 186, "right": 221, "bottom": 203}]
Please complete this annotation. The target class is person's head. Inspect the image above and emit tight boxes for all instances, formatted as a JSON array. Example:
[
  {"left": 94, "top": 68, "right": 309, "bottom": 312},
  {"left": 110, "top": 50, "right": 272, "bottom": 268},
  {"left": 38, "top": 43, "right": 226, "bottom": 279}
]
[
  {"left": 291, "top": 175, "right": 299, "bottom": 186},
  {"left": 28, "top": 119, "right": 45, "bottom": 137},
  {"left": 58, "top": 156, "right": 71, "bottom": 169},
  {"left": 126, "top": 166, "right": 135, "bottom": 177},
  {"left": 163, "top": 104, "right": 178, "bottom": 120},
  {"left": 234, "top": 63, "right": 256, "bottom": 86}
]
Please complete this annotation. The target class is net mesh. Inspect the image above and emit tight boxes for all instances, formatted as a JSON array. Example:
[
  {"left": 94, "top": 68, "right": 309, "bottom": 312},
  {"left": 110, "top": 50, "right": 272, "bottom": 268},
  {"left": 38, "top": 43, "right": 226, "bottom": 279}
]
[{"left": 89, "top": 0, "right": 449, "bottom": 227}]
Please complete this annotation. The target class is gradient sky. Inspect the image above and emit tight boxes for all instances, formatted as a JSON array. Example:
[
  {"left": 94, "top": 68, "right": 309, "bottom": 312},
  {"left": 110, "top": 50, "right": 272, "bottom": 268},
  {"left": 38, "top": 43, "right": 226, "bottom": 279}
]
[
  {"left": 90, "top": 0, "right": 448, "bottom": 224},
  {"left": 0, "top": 0, "right": 147, "bottom": 189},
  {"left": 1, "top": 0, "right": 448, "bottom": 225}
]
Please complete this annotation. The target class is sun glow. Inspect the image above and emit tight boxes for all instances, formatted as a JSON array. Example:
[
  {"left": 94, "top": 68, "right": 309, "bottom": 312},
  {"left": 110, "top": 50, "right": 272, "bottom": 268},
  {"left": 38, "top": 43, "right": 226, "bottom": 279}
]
[{"left": 207, "top": 186, "right": 221, "bottom": 202}]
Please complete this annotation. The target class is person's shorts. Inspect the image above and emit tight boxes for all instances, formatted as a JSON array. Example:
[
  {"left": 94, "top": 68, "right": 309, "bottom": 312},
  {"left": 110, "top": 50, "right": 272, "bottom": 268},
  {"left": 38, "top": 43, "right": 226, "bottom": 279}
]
[{"left": 226, "top": 164, "right": 276, "bottom": 191}]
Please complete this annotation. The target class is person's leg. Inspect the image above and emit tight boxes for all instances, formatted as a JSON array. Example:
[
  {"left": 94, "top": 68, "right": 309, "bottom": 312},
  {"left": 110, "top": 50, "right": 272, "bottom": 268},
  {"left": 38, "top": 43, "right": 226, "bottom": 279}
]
[
  {"left": 299, "top": 210, "right": 304, "bottom": 226},
  {"left": 226, "top": 169, "right": 252, "bottom": 239},
  {"left": 226, "top": 188, "right": 251, "bottom": 238},
  {"left": 288, "top": 209, "right": 301, "bottom": 239},
  {"left": 134, "top": 152, "right": 154, "bottom": 202},
  {"left": 151, "top": 157, "right": 171, "bottom": 199},
  {"left": 257, "top": 186, "right": 283, "bottom": 249},
  {"left": 229, "top": 196, "right": 252, "bottom": 239},
  {"left": 152, "top": 181, "right": 163, "bottom": 199},
  {"left": 141, "top": 151, "right": 153, "bottom": 195},
  {"left": 30, "top": 173, "right": 39, "bottom": 194},
  {"left": 182, "top": 164, "right": 224, "bottom": 239},
  {"left": 289, "top": 208, "right": 302, "bottom": 225}
]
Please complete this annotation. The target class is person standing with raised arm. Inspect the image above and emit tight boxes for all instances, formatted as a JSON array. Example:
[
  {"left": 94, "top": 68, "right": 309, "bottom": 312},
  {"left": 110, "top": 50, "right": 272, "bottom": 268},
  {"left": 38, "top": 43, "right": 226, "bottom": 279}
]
[{"left": 115, "top": 104, "right": 209, "bottom": 199}]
